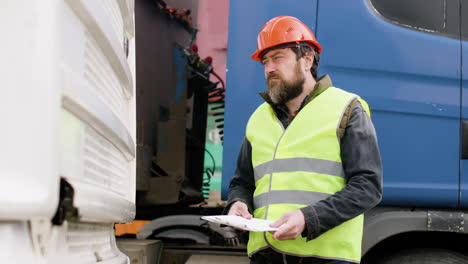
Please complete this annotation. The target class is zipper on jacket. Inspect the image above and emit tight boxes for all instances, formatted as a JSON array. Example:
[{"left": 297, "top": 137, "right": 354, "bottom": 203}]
[{"left": 263, "top": 115, "right": 289, "bottom": 247}]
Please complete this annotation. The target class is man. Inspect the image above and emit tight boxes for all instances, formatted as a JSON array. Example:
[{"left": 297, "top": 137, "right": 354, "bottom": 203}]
[{"left": 226, "top": 16, "right": 383, "bottom": 264}]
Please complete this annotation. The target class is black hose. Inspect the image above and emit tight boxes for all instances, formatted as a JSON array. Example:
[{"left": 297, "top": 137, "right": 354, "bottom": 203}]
[{"left": 208, "top": 70, "right": 225, "bottom": 142}]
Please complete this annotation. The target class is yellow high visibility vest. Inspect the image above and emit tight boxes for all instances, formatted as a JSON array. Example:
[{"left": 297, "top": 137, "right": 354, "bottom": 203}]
[{"left": 246, "top": 87, "right": 370, "bottom": 262}]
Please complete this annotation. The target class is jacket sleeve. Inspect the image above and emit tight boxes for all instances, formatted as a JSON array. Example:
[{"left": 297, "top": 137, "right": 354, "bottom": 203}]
[
  {"left": 300, "top": 102, "right": 383, "bottom": 240},
  {"left": 224, "top": 137, "right": 256, "bottom": 214}
]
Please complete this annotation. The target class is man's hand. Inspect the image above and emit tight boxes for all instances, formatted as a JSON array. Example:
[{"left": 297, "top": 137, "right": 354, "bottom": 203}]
[
  {"left": 269, "top": 210, "right": 305, "bottom": 240},
  {"left": 227, "top": 201, "right": 252, "bottom": 219}
]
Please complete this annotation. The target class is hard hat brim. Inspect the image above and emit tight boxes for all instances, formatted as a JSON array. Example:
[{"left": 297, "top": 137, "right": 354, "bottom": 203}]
[{"left": 251, "top": 40, "right": 322, "bottom": 61}]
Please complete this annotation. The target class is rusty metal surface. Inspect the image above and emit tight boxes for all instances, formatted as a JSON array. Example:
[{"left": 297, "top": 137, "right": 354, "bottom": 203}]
[{"left": 427, "top": 210, "right": 465, "bottom": 232}]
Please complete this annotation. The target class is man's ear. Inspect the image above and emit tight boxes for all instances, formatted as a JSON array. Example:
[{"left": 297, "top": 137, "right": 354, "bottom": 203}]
[{"left": 303, "top": 52, "right": 314, "bottom": 71}]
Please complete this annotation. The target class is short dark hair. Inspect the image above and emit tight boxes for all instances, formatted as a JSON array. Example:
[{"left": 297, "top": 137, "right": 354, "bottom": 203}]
[
  {"left": 260, "top": 42, "right": 320, "bottom": 79},
  {"left": 290, "top": 43, "right": 320, "bottom": 79}
]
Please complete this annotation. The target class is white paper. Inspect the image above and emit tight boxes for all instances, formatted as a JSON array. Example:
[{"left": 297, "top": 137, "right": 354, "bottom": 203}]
[{"left": 201, "top": 215, "right": 279, "bottom": 232}]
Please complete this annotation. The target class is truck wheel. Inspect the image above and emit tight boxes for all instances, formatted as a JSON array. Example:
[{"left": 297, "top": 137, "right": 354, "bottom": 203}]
[{"left": 377, "top": 248, "right": 468, "bottom": 264}]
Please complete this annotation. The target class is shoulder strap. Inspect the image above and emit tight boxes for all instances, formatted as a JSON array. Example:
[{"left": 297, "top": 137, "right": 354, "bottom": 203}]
[
  {"left": 337, "top": 97, "right": 358, "bottom": 139},
  {"left": 337, "top": 97, "right": 372, "bottom": 139}
]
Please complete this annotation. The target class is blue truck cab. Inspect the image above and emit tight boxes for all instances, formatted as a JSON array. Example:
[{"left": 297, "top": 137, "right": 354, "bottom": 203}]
[{"left": 223, "top": 0, "right": 468, "bottom": 262}]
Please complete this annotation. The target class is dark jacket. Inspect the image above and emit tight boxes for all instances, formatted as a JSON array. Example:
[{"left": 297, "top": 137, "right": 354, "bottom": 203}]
[{"left": 226, "top": 74, "right": 383, "bottom": 241}]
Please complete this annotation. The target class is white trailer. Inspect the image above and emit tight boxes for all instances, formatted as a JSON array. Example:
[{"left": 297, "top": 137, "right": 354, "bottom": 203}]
[{"left": 0, "top": 1, "right": 136, "bottom": 263}]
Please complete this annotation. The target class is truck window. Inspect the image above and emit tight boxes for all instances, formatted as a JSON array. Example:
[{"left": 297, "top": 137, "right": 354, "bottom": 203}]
[{"left": 370, "top": 0, "right": 459, "bottom": 39}]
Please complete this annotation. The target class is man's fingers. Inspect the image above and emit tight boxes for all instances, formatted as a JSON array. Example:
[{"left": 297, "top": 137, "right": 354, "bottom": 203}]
[
  {"left": 227, "top": 209, "right": 237, "bottom": 216},
  {"left": 269, "top": 210, "right": 305, "bottom": 240},
  {"left": 272, "top": 222, "right": 302, "bottom": 240},
  {"left": 236, "top": 204, "right": 252, "bottom": 219},
  {"left": 228, "top": 202, "right": 252, "bottom": 219},
  {"left": 270, "top": 215, "right": 287, "bottom": 228},
  {"left": 270, "top": 215, "right": 289, "bottom": 239},
  {"left": 233, "top": 209, "right": 250, "bottom": 218},
  {"left": 242, "top": 211, "right": 253, "bottom": 219},
  {"left": 274, "top": 230, "right": 295, "bottom": 240},
  {"left": 274, "top": 231, "right": 297, "bottom": 240},
  {"left": 234, "top": 209, "right": 252, "bottom": 219},
  {"left": 272, "top": 223, "right": 292, "bottom": 239},
  {"left": 276, "top": 234, "right": 297, "bottom": 241},
  {"left": 272, "top": 230, "right": 283, "bottom": 240}
]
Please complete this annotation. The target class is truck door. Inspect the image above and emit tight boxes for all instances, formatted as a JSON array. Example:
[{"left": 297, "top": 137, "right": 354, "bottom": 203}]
[
  {"left": 460, "top": 3, "right": 468, "bottom": 207},
  {"left": 222, "top": 0, "right": 319, "bottom": 198},
  {"left": 317, "top": 0, "right": 461, "bottom": 207}
]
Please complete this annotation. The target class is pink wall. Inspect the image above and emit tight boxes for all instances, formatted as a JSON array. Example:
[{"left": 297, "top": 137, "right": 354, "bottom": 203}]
[{"left": 196, "top": 0, "right": 229, "bottom": 87}]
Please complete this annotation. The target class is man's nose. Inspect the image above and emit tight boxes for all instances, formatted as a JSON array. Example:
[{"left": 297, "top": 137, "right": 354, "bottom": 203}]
[{"left": 264, "top": 62, "right": 276, "bottom": 75}]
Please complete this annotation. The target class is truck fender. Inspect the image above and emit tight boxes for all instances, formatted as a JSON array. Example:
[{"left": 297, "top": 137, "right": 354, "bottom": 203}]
[{"left": 363, "top": 207, "right": 467, "bottom": 255}]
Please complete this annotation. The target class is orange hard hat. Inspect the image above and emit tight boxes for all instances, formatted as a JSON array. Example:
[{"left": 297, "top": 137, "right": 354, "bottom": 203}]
[{"left": 251, "top": 16, "right": 322, "bottom": 61}]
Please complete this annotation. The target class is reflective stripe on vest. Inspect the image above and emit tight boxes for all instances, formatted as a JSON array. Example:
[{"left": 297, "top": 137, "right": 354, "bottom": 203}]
[
  {"left": 254, "top": 157, "right": 345, "bottom": 182},
  {"left": 245, "top": 87, "right": 370, "bottom": 262},
  {"left": 253, "top": 190, "right": 330, "bottom": 209}
]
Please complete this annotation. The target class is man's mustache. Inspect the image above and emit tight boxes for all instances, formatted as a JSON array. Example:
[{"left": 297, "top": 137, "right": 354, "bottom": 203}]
[{"left": 267, "top": 73, "right": 281, "bottom": 81}]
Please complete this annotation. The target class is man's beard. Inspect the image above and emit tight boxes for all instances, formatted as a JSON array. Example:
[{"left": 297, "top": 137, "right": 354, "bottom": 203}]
[{"left": 266, "top": 63, "right": 305, "bottom": 105}]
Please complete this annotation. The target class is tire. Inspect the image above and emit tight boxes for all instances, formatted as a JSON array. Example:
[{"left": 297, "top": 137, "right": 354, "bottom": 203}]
[{"left": 376, "top": 248, "right": 468, "bottom": 264}]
